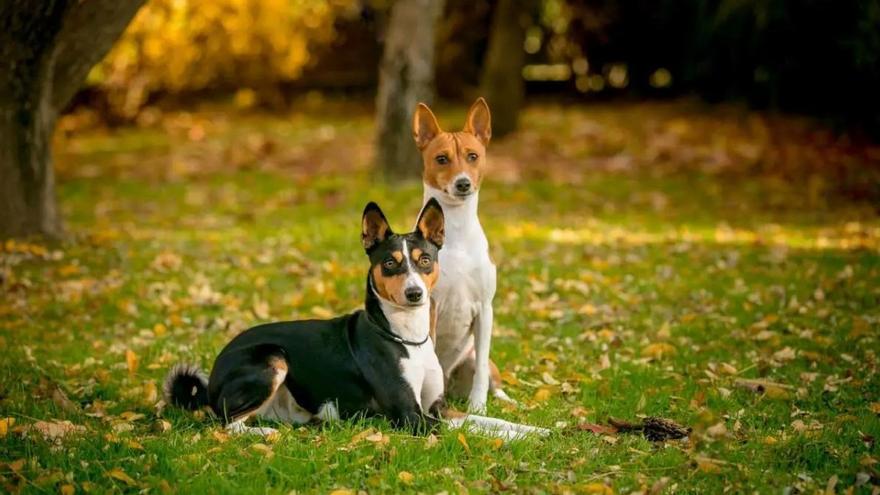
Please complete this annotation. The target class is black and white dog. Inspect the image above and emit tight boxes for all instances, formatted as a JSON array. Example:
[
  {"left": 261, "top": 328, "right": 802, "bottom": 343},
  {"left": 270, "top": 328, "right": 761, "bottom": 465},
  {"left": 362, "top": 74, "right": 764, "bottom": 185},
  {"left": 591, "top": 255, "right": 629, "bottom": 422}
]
[{"left": 164, "top": 200, "right": 548, "bottom": 439}]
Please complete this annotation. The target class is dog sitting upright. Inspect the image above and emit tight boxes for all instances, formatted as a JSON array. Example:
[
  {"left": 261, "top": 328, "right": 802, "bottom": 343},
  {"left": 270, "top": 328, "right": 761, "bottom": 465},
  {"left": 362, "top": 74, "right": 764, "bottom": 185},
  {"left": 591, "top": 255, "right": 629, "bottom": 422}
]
[
  {"left": 413, "top": 98, "right": 511, "bottom": 412},
  {"left": 164, "top": 200, "right": 447, "bottom": 434}
]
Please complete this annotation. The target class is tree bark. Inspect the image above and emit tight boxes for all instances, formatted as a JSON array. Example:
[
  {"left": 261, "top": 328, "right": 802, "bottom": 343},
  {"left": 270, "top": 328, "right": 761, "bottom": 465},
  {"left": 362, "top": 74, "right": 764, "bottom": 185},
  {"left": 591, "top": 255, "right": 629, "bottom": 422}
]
[
  {"left": 0, "top": 0, "right": 144, "bottom": 239},
  {"left": 480, "top": 0, "right": 535, "bottom": 138},
  {"left": 374, "top": 0, "right": 445, "bottom": 181}
]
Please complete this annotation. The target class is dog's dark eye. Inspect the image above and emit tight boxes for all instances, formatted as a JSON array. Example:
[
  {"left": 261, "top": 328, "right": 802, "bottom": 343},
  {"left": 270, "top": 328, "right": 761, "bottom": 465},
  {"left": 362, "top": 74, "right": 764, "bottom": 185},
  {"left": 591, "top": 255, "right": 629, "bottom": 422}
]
[
  {"left": 466, "top": 152, "right": 478, "bottom": 162},
  {"left": 435, "top": 155, "right": 449, "bottom": 165},
  {"left": 383, "top": 259, "right": 397, "bottom": 269},
  {"left": 418, "top": 254, "right": 432, "bottom": 268}
]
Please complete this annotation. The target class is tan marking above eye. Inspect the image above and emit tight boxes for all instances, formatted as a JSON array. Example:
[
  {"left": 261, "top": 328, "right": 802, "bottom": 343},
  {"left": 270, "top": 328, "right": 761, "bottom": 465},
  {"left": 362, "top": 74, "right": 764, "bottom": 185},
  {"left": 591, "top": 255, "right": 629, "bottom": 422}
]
[
  {"left": 372, "top": 264, "right": 408, "bottom": 305},
  {"left": 420, "top": 263, "right": 439, "bottom": 289},
  {"left": 391, "top": 251, "right": 403, "bottom": 263},
  {"left": 411, "top": 248, "right": 423, "bottom": 260}
]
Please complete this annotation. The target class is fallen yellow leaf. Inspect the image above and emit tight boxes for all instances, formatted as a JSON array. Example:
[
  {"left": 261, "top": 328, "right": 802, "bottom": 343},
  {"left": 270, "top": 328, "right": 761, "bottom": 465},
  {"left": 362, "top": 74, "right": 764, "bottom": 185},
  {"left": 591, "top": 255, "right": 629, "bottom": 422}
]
[
  {"left": 108, "top": 468, "right": 137, "bottom": 485},
  {"left": 533, "top": 387, "right": 553, "bottom": 402},
  {"left": 580, "top": 482, "right": 614, "bottom": 494},
  {"left": 125, "top": 349, "right": 138, "bottom": 374},
  {"left": 457, "top": 432, "right": 471, "bottom": 454},
  {"left": 60, "top": 483, "right": 75, "bottom": 495},
  {"left": 251, "top": 443, "right": 274, "bottom": 458},
  {"left": 0, "top": 417, "right": 14, "bottom": 438},
  {"left": 142, "top": 381, "right": 158, "bottom": 404},
  {"left": 642, "top": 342, "right": 677, "bottom": 359},
  {"left": 398, "top": 471, "right": 414, "bottom": 484}
]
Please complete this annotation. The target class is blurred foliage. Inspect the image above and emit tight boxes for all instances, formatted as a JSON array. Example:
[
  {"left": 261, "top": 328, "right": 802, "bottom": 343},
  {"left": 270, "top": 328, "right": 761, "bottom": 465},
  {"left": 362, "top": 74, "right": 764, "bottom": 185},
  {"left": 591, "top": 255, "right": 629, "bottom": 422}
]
[
  {"left": 88, "top": 0, "right": 357, "bottom": 118},
  {"left": 539, "top": 0, "right": 880, "bottom": 133}
]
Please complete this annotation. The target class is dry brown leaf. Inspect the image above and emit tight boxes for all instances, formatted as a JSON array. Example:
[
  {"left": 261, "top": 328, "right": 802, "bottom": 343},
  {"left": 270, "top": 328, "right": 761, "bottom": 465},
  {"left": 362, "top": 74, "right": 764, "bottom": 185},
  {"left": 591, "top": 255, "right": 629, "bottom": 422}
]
[
  {"left": 424, "top": 433, "right": 439, "bottom": 449},
  {"left": 695, "top": 457, "right": 722, "bottom": 474},
  {"left": 349, "top": 428, "right": 375, "bottom": 446},
  {"left": 706, "top": 422, "right": 728, "bottom": 438},
  {"left": 575, "top": 422, "right": 618, "bottom": 435},
  {"left": 252, "top": 298, "right": 270, "bottom": 320},
  {"left": 365, "top": 431, "right": 388, "bottom": 444},
  {"left": 31, "top": 420, "right": 86, "bottom": 442},
  {"left": 311, "top": 306, "right": 334, "bottom": 318},
  {"left": 773, "top": 347, "right": 796, "bottom": 361}
]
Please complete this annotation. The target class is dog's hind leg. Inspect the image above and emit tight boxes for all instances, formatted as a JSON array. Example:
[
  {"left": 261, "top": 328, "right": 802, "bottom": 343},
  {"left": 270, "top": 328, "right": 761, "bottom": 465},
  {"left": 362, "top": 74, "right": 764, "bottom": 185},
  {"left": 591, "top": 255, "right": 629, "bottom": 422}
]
[
  {"left": 210, "top": 347, "right": 292, "bottom": 437},
  {"left": 447, "top": 353, "right": 517, "bottom": 405}
]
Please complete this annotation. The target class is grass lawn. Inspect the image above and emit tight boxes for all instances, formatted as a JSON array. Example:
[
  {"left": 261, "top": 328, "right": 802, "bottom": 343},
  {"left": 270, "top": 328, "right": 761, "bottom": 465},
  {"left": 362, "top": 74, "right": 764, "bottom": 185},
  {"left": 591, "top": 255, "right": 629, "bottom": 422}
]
[{"left": 2, "top": 100, "right": 879, "bottom": 494}]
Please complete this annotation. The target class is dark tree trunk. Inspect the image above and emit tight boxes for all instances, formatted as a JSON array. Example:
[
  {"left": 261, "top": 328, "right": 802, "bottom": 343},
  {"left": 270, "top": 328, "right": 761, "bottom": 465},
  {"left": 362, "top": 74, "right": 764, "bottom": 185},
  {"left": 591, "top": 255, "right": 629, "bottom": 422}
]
[
  {"left": 480, "top": 0, "right": 535, "bottom": 138},
  {"left": 375, "top": 0, "right": 444, "bottom": 181},
  {"left": 0, "top": 0, "right": 144, "bottom": 239}
]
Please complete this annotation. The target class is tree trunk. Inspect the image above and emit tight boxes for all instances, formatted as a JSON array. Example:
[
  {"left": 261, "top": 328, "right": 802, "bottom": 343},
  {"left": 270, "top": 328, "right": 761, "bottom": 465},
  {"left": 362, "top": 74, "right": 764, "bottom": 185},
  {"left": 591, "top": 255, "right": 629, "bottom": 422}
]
[
  {"left": 0, "top": 0, "right": 144, "bottom": 239},
  {"left": 374, "top": 0, "right": 445, "bottom": 181},
  {"left": 480, "top": 0, "right": 534, "bottom": 138}
]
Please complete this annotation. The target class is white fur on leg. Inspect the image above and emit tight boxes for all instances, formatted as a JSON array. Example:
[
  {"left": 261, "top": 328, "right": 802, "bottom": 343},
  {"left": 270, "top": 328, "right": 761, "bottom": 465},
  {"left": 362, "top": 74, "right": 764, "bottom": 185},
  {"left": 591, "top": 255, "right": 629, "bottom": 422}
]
[
  {"left": 226, "top": 420, "right": 279, "bottom": 437},
  {"left": 469, "top": 304, "right": 494, "bottom": 413},
  {"left": 446, "top": 414, "right": 550, "bottom": 440}
]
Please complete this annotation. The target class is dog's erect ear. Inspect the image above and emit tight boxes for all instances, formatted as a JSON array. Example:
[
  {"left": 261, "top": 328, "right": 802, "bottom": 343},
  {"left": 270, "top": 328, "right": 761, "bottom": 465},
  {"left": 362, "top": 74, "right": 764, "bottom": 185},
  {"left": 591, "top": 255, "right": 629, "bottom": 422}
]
[
  {"left": 463, "top": 97, "right": 491, "bottom": 146},
  {"left": 416, "top": 198, "right": 444, "bottom": 248},
  {"left": 362, "top": 202, "right": 392, "bottom": 252},
  {"left": 413, "top": 103, "right": 442, "bottom": 150}
]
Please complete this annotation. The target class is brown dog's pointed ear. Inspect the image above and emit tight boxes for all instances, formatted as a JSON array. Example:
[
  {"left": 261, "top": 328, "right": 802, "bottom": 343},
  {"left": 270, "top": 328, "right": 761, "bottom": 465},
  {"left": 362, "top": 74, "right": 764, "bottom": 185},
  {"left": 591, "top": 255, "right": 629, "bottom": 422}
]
[
  {"left": 463, "top": 97, "right": 491, "bottom": 146},
  {"left": 413, "top": 103, "right": 442, "bottom": 150},
  {"left": 416, "top": 198, "right": 444, "bottom": 248},
  {"left": 362, "top": 202, "right": 392, "bottom": 252}
]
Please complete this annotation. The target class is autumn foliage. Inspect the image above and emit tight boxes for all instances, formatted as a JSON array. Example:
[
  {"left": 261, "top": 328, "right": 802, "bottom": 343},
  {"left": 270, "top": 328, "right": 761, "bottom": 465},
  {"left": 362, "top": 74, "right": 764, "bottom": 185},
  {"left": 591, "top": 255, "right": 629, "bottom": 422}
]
[{"left": 88, "top": 0, "right": 355, "bottom": 117}]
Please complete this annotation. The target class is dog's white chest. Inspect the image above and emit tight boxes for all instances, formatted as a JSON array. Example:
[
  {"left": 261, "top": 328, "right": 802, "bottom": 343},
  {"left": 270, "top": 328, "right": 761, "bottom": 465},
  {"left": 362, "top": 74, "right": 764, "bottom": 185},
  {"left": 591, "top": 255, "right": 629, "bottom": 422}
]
[{"left": 399, "top": 340, "right": 444, "bottom": 411}]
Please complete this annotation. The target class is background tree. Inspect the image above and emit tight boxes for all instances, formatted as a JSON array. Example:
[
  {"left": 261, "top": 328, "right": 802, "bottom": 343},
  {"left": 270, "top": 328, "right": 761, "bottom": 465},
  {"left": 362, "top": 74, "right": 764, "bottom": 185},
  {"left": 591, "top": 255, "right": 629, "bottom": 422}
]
[
  {"left": 480, "top": 0, "right": 536, "bottom": 138},
  {"left": 374, "top": 0, "right": 445, "bottom": 181},
  {"left": 0, "top": 0, "right": 144, "bottom": 239}
]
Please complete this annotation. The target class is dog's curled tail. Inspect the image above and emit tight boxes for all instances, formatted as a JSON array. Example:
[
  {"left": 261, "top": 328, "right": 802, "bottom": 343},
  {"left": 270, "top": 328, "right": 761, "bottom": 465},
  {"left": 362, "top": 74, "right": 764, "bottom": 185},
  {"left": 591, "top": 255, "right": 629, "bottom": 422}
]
[{"left": 163, "top": 363, "right": 209, "bottom": 410}]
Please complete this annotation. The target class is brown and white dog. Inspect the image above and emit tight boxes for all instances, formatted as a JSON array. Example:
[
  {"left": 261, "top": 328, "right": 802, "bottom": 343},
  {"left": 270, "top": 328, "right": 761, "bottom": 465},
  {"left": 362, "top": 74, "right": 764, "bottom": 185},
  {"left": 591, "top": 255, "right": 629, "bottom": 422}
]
[{"left": 413, "top": 98, "right": 512, "bottom": 412}]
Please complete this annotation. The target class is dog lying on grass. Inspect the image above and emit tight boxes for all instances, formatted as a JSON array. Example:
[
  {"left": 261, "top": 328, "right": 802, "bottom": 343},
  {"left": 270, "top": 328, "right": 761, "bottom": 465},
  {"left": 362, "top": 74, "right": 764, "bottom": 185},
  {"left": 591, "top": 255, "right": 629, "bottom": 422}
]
[{"left": 164, "top": 200, "right": 548, "bottom": 439}]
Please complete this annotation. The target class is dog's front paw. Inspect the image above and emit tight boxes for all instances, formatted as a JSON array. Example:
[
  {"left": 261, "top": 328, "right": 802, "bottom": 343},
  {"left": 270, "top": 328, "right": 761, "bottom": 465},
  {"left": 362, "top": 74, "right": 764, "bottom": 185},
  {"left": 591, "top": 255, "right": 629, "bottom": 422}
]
[{"left": 467, "top": 396, "right": 487, "bottom": 414}]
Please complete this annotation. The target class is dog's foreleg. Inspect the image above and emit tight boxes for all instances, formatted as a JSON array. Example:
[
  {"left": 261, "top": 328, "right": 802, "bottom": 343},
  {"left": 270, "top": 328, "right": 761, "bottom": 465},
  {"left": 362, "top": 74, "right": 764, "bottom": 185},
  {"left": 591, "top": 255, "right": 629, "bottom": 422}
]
[
  {"left": 469, "top": 303, "right": 493, "bottom": 412},
  {"left": 226, "top": 420, "right": 279, "bottom": 437},
  {"left": 446, "top": 413, "right": 550, "bottom": 440}
]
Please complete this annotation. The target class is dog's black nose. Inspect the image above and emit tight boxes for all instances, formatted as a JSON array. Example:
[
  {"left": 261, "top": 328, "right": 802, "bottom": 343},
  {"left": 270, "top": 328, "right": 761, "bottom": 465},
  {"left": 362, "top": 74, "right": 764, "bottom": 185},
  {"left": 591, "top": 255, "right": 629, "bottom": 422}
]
[
  {"left": 454, "top": 177, "right": 471, "bottom": 193},
  {"left": 404, "top": 286, "right": 423, "bottom": 303}
]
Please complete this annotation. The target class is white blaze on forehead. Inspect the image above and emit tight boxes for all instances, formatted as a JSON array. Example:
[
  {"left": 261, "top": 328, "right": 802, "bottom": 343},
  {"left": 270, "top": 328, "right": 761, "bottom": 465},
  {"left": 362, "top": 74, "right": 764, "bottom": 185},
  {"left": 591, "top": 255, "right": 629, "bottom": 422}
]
[
  {"left": 401, "top": 240, "right": 427, "bottom": 293},
  {"left": 449, "top": 172, "right": 470, "bottom": 190}
]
